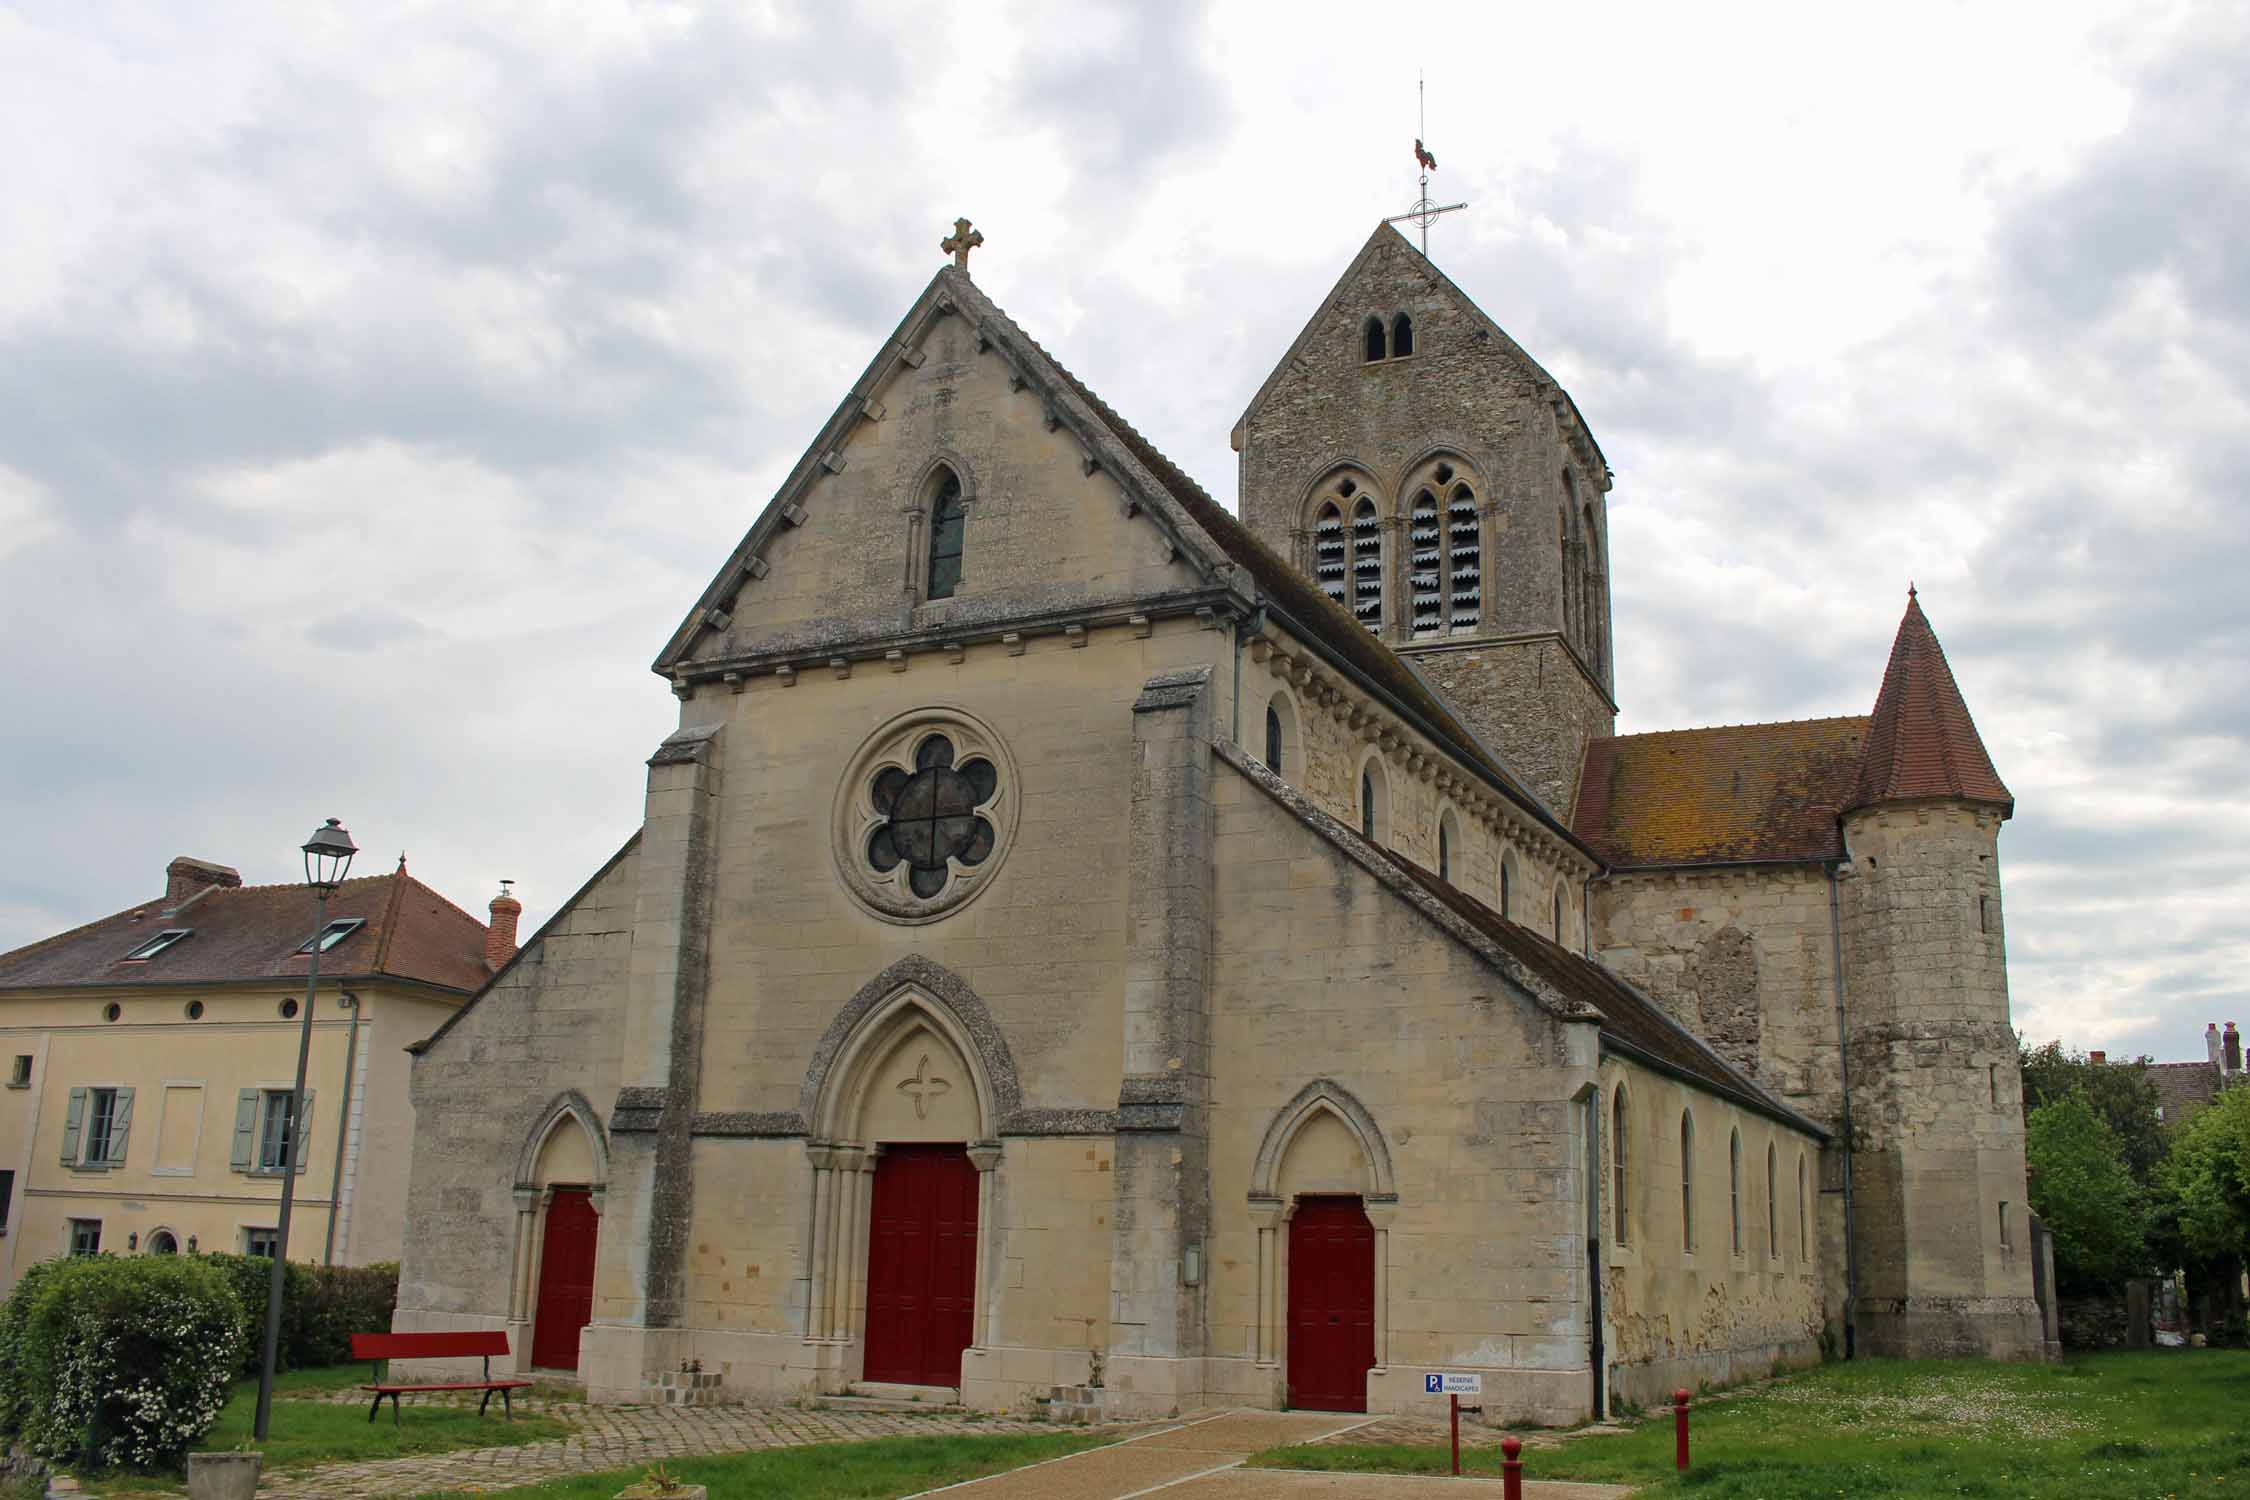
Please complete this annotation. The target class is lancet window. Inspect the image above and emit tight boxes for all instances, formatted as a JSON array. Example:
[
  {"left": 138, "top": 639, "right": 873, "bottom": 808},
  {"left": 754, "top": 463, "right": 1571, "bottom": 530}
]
[
  {"left": 927, "top": 470, "right": 965, "bottom": 600},
  {"left": 1363, "top": 317, "right": 1386, "bottom": 362},
  {"left": 1391, "top": 313, "right": 1414, "bottom": 357}
]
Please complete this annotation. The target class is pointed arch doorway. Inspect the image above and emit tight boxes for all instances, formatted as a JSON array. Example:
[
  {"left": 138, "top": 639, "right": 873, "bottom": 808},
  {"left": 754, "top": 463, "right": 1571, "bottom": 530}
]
[
  {"left": 802, "top": 963, "right": 1007, "bottom": 1393},
  {"left": 532, "top": 1188, "right": 599, "bottom": 1370},
  {"left": 509, "top": 1094, "right": 608, "bottom": 1376}
]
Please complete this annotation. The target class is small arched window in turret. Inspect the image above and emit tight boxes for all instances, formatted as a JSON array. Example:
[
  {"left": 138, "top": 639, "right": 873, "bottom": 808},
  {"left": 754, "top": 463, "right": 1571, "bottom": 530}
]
[
  {"left": 1392, "top": 313, "right": 1414, "bottom": 358},
  {"left": 926, "top": 469, "right": 965, "bottom": 600},
  {"left": 1364, "top": 317, "right": 1387, "bottom": 363}
]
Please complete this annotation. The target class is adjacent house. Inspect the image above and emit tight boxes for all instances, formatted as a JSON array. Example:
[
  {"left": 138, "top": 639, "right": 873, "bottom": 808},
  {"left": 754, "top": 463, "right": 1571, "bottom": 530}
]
[{"left": 0, "top": 854, "right": 511, "bottom": 1285}]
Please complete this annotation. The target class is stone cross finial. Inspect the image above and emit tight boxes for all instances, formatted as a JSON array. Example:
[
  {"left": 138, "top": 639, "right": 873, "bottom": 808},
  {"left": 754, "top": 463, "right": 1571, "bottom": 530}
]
[{"left": 941, "top": 217, "right": 985, "bottom": 272}]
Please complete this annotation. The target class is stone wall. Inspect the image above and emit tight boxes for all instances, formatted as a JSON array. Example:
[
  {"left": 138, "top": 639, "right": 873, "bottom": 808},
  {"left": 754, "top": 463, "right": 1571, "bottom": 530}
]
[
  {"left": 1406, "top": 637, "right": 1612, "bottom": 816},
  {"left": 1595, "top": 1057, "right": 1826, "bottom": 1408},
  {"left": 1839, "top": 801, "right": 2043, "bottom": 1359}
]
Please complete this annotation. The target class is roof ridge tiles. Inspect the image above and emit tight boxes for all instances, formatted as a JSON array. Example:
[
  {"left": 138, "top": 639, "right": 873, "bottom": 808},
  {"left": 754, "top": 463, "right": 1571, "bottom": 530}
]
[{"left": 1595, "top": 714, "right": 1872, "bottom": 744}]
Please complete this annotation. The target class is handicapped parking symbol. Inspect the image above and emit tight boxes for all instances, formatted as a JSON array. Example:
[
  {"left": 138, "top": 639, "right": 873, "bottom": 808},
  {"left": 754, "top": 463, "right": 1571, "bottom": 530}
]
[{"left": 1426, "top": 1374, "right": 1442, "bottom": 1394}]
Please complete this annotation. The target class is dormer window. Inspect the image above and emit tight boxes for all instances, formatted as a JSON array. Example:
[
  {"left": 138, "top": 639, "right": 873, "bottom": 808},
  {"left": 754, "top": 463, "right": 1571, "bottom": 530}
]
[
  {"left": 294, "top": 918, "right": 365, "bottom": 955},
  {"left": 119, "top": 929, "right": 191, "bottom": 963}
]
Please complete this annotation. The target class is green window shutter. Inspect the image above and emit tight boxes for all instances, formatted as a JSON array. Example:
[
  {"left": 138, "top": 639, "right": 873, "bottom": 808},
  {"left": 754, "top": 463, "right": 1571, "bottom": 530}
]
[
  {"left": 106, "top": 1087, "right": 134, "bottom": 1165},
  {"left": 293, "top": 1090, "right": 315, "bottom": 1174},
  {"left": 231, "top": 1089, "right": 258, "bottom": 1171},
  {"left": 61, "top": 1087, "right": 86, "bottom": 1166}
]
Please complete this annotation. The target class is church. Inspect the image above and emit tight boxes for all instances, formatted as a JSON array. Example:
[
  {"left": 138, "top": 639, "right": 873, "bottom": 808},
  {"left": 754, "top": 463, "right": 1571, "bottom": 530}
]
[{"left": 393, "top": 222, "right": 2047, "bottom": 1422}]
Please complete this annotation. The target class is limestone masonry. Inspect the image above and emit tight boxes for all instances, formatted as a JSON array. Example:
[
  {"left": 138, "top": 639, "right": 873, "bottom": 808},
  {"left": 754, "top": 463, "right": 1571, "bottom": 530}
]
[{"left": 393, "top": 222, "right": 2045, "bottom": 1425}]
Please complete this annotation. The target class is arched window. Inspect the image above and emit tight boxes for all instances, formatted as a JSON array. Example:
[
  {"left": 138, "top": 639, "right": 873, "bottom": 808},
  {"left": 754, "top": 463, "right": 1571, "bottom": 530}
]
[
  {"left": 1438, "top": 809, "right": 1459, "bottom": 882},
  {"left": 1611, "top": 1085, "right": 1630, "bottom": 1245},
  {"left": 1553, "top": 884, "right": 1565, "bottom": 941},
  {"left": 1583, "top": 501, "right": 1604, "bottom": 675},
  {"left": 1350, "top": 499, "right": 1383, "bottom": 632},
  {"left": 1359, "top": 758, "right": 1389, "bottom": 845},
  {"left": 1680, "top": 1111, "right": 1696, "bottom": 1252},
  {"left": 1265, "top": 704, "right": 1283, "bottom": 775},
  {"left": 1392, "top": 313, "right": 1414, "bottom": 358},
  {"left": 1730, "top": 1129, "right": 1744, "bottom": 1255},
  {"left": 1364, "top": 316, "right": 1387, "bottom": 362},
  {"left": 1313, "top": 502, "right": 1347, "bottom": 610},
  {"left": 1409, "top": 491, "right": 1442, "bottom": 639},
  {"left": 1448, "top": 484, "right": 1481, "bottom": 632},
  {"left": 1264, "top": 692, "right": 1299, "bottom": 782},
  {"left": 1499, "top": 850, "right": 1515, "bottom": 919},
  {"left": 926, "top": 469, "right": 965, "bottom": 600},
  {"left": 1767, "top": 1141, "right": 1779, "bottom": 1258},
  {"left": 1557, "top": 503, "right": 1572, "bottom": 636},
  {"left": 1797, "top": 1152, "right": 1809, "bottom": 1261}
]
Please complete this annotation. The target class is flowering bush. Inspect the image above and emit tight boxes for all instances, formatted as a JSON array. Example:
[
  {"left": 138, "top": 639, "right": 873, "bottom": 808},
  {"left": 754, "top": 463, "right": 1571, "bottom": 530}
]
[{"left": 8, "top": 1255, "right": 243, "bottom": 1470}]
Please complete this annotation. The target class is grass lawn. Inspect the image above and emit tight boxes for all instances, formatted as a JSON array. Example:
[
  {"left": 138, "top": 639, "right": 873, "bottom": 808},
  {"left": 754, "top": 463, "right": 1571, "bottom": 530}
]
[
  {"left": 77, "top": 1365, "right": 573, "bottom": 1496},
  {"left": 415, "top": 1430, "right": 1119, "bottom": 1500},
  {"left": 1247, "top": 1350, "right": 2250, "bottom": 1499}
]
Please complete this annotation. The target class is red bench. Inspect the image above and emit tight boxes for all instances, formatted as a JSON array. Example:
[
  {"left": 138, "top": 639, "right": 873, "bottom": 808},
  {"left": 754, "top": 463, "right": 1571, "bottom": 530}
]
[{"left": 351, "top": 1331, "right": 534, "bottom": 1424}]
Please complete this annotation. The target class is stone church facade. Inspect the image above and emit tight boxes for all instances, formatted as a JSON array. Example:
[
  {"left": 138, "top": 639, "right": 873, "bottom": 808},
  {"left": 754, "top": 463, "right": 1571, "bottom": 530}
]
[{"left": 394, "top": 224, "right": 2043, "bottom": 1423}]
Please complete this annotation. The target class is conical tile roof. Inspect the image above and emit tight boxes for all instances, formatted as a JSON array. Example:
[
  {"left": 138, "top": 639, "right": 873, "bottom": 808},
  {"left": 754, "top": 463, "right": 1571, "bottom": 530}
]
[{"left": 1847, "top": 590, "right": 2012, "bottom": 816}]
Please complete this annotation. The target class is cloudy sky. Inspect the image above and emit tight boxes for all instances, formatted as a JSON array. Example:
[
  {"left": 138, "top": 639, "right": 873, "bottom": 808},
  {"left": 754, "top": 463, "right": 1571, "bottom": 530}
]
[{"left": 2, "top": 0, "right": 2242, "bottom": 1061}]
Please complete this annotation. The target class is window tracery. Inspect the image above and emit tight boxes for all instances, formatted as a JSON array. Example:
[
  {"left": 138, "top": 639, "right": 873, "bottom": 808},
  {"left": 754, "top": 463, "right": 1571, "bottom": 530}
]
[{"left": 833, "top": 709, "right": 1018, "bottom": 924}]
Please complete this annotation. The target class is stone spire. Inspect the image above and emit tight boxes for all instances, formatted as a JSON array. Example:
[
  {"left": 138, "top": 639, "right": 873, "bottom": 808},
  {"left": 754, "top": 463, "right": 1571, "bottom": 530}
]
[{"left": 1847, "top": 590, "right": 2012, "bottom": 816}]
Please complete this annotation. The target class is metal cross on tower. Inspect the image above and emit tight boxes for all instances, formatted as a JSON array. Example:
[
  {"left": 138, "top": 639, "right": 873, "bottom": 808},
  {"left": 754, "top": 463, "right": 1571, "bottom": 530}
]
[
  {"left": 941, "top": 216, "right": 985, "bottom": 272},
  {"left": 1384, "top": 75, "right": 1467, "bottom": 257}
]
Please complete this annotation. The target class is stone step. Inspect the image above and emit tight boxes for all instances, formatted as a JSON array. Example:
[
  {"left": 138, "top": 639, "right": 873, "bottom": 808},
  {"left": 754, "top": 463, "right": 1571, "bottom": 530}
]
[
  {"left": 816, "top": 1393, "right": 969, "bottom": 1415},
  {"left": 850, "top": 1381, "right": 961, "bottom": 1404}
]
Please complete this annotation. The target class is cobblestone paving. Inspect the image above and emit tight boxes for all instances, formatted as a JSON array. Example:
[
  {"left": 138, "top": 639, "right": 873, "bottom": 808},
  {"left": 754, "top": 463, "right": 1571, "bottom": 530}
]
[{"left": 258, "top": 1397, "right": 1092, "bottom": 1500}]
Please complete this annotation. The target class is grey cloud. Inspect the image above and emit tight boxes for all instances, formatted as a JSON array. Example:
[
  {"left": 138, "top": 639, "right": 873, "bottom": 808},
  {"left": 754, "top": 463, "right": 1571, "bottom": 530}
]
[{"left": 308, "top": 608, "right": 432, "bottom": 653}]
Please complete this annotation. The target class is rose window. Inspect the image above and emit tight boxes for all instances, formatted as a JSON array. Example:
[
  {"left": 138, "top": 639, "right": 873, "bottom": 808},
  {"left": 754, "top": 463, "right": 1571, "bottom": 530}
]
[{"left": 865, "top": 736, "right": 999, "bottom": 899}]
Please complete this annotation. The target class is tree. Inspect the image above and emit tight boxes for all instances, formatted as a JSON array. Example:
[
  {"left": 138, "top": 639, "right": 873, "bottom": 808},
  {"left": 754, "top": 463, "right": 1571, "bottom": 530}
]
[
  {"left": 2159, "top": 1084, "right": 2250, "bottom": 1266},
  {"left": 2019, "top": 1039, "right": 2167, "bottom": 1185},
  {"left": 2025, "top": 1091, "right": 2148, "bottom": 1293}
]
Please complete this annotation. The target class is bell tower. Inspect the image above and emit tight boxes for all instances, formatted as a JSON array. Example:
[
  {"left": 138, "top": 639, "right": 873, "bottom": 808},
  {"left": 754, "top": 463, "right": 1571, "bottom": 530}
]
[{"left": 1232, "top": 224, "right": 1615, "bottom": 815}]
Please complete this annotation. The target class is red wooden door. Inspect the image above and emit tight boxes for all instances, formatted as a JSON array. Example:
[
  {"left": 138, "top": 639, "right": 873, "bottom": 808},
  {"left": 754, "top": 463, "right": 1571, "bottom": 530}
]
[
  {"left": 1287, "top": 1195, "right": 1375, "bottom": 1412},
  {"left": 862, "top": 1145, "right": 979, "bottom": 1387},
  {"left": 532, "top": 1188, "right": 599, "bottom": 1371}
]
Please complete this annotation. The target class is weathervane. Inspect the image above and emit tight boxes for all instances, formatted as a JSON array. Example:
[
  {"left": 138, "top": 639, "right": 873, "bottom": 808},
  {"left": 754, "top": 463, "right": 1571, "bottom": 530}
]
[{"left": 1384, "top": 74, "right": 1467, "bottom": 257}]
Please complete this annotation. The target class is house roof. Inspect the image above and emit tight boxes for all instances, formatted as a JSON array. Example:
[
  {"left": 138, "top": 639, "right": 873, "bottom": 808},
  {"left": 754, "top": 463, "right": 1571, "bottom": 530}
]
[
  {"left": 0, "top": 863, "right": 493, "bottom": 996},
  {"left": 1217, "top": 740, "right": 1823, "bottom": 1138},
  {"left": 1847, "top": 591, "right": 2012, "bottom": 816},
  {"left": 2149, "top": 1060, "right": 2222, "bottom": 1124},
  {"left": 1573, "top": 717, "right": 1870, "bottom": 868}
]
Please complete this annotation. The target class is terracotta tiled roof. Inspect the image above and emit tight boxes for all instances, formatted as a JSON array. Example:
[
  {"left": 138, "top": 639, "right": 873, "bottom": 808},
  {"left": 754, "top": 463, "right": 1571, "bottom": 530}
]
[
  {"left": 1848, "top": 591, "right": 2012, "bottom": 815},
  {"left": 2149, "top": 1060, "right": 2222, "bottom": 1125},
  {"left": 0, "top": 866, "right": 492, "bottom": 996},
  {"left": 968, "top": 276, "right": 1576, "bottom": 839},
  {"left": 1573, "top": 717, "right": 1869, "bottom": 868}
]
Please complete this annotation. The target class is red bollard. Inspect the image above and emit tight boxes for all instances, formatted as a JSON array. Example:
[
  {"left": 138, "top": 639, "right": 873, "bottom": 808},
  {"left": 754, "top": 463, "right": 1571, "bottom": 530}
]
[
  {"left": 1501, "top": 1435, "right": 1524, "bottom": 1500},
  {"left": 1673, "top": 1388, "right": 1692, "bottom": 1472}
]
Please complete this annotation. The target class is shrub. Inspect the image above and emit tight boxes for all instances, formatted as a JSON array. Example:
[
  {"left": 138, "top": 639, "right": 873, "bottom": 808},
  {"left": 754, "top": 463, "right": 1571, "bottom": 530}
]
[
  {"left": 2027, "top": 1090, "right": 2148, "bottom": 1292},
  {"left": 295, "top": 1262, "right": 399, "bottom": 1368},
  {"left": 12, "top": 1254, "right": 243, "bottom": 1470},
  {"left": 193, "top": 1253, "right": 399, "bottom": 1373},
  {"left": 0, "top": 1257, "right": 65, "bottom": 1440}
]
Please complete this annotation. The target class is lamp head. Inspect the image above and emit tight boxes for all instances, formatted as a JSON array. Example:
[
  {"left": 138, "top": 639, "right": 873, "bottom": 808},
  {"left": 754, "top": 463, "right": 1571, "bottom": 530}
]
[{"left": 302, "top": 818, "right": 358, "bottom": 894}]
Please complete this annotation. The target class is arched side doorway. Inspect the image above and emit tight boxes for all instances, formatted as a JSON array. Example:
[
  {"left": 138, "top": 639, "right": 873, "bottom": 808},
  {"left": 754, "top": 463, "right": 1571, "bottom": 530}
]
[
  {"left": 1248, "top": 1080, "right": 1399, "bottom": 1413},
  {"left": 508, "top": 1094, "right": 607, "bottom": 1375},
  {"left": 803, "top": 971, "right": 1004, "bottom": 1392}
]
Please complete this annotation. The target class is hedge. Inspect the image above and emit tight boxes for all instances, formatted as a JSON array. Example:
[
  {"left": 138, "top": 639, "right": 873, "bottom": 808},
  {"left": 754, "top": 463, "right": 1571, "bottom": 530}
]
[
  {"left": 196, "top": 1254, "right": 399, "bottom": 1374},
  {"left": 7, "top": 1254, "right": 242, "bottom": 1469}
]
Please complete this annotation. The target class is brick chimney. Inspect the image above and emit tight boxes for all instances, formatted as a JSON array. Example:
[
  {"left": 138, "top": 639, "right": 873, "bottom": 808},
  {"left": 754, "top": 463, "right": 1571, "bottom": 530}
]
[
  {"left": 2211, "top": 1022, "right": 2225, "bottom": 1069},
  {"left": 486, "top": 881, "right": 522, "bottom": 970},
  {"left": 2089, "top": 1050, "right": 2106, "bottom": 1066},
  {"left": 2227, "top": 1022, "right": 2242, "bottom": 1076},
  {"left": 165, "top": 857, "right": 241, "bottom": 909}
]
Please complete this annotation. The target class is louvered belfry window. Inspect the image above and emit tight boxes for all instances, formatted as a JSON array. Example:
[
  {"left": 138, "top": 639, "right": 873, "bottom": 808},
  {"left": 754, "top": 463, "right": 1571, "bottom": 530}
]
[
  {"left": 1350, "top": 499, "right": 1383, "bottom": 632},
  {"left": 1314, "top": 503, "right": 1347, "bottom": 611},
  {"left": 1448, "top": 485, "right": 1481, "bottom": 630},
  {"left": 1409, "top": 492, "right": 1441, "bottom": 638}
]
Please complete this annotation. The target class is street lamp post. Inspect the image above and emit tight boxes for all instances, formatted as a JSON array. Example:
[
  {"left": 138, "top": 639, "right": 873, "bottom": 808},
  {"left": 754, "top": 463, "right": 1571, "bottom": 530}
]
[{"left": 253, "top": 817, "right": 357, "bottom": 1443}]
